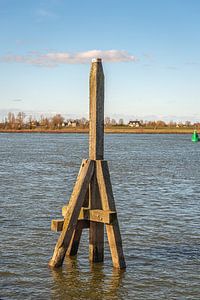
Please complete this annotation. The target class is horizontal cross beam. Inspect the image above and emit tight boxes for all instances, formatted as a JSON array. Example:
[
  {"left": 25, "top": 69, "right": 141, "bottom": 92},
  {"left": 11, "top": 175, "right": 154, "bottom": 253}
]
[
  {"left": 51, "top": 219, "right": 90, "bottom": 232},
  {"left": 51, "top": 208, "right": 117, "bottom": 232},
  {"left": 63, "top": 206, "right": 116, "bottom": 224}
]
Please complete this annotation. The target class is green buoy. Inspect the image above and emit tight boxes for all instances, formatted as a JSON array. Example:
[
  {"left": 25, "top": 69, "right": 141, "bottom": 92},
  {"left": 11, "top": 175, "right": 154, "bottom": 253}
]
[{"left": 192, "top": 130, "right": 199, "bottom": 142}]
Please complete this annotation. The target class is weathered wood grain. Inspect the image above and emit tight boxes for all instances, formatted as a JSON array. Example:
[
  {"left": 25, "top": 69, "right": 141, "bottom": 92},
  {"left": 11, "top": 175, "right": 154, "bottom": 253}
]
[
  {"left": 89, "top": 166, "right": 104, "bottom": 262},
  {"left": 49, "top": 159, "right": 94, "bottom": 268},
  {"left": 66, "top": 187, "right": 90, "bottom": 256},
  {"left": 51, "top": 219, "right": 64, "bottom": 232},
  {"left": 89, "top": 59, "right": 105, "bottom": 262},
  {"left": 89, "top": 59, "right": 104, "bottom": 160},
  {"left": 96, "top": 160, "right": 126, "bottom": 269},
  {"left": 66, "top": 220, "right": 90, "bottom": 256},
  {"left": 62, "top": 206, "right": 116, "bottom": 224}
]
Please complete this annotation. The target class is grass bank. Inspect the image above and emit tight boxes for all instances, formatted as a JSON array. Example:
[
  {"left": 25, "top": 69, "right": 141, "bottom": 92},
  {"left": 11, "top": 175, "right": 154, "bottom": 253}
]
[{"left": 0, "top": 127, "right": 195, "bottom": 134}]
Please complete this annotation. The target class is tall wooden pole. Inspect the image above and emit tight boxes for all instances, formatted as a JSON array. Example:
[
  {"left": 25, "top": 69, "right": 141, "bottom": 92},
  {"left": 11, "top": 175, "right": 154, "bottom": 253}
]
[
  {"left": 89, "top": 58, "right": 104, "bottom": 160},
  {"left": 89, "top": 58, "right": 104, "bottom": 262}
]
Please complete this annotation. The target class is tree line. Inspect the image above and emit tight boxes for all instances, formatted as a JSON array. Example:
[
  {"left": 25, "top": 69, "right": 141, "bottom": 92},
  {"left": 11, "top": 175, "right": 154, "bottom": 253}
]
[
  {"left": 0, "top": 112, "right": 88, "bottom": 130},
  {"left": 0, "top": 112, "right": 199, "bottom": 130}
]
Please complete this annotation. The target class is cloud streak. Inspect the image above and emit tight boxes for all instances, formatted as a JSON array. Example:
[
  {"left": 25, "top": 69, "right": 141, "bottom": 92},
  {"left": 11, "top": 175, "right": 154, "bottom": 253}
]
[{"left": 1, "top": 50, "right": 137, "bottom": 67}]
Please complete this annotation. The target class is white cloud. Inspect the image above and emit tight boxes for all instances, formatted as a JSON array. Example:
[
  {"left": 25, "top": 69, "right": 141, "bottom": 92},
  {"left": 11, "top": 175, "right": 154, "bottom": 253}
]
[{"left": 0, "top": 50, "right": 137, "bottom": 67}]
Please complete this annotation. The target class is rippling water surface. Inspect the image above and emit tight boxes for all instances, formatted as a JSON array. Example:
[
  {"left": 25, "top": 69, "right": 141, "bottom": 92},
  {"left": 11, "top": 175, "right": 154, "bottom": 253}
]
[{"left": 0, "top": 133, "right": 200, "bottom": 299}]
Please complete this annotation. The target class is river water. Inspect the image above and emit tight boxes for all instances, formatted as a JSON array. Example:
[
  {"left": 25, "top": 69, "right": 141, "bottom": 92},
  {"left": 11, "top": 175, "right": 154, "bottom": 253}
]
[{"left": 0, "top": 133, "right": 200, "bottom": 299}]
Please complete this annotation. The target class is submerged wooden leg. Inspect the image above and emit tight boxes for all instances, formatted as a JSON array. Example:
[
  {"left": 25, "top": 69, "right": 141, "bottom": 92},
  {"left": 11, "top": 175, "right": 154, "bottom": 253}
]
[
  {"left": 96, "top": 160, "right": 126, "bottom": 269},
  {"left": 66, "top": 188, "right": 90, "bottom": 257},
  {"left": 49, "top": 159, "right": 94, "bottom": 268},
  {"left": 105, "top": 220, "right": 126, "bottom": 269},
  {"left": 89, "top": 164, "right": 104, "bottom": 262},
  {"left": 67, "top": 220, "right": 90, "bottom": 256},
  {"left": 89, "top": 220, "right": 104, "bottom": 262}
]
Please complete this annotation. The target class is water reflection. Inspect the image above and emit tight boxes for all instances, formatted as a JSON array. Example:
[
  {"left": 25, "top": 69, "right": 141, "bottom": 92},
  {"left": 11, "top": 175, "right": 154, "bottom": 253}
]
[{"left": 50, "top": 257, "right": 126, "bottom": 300}]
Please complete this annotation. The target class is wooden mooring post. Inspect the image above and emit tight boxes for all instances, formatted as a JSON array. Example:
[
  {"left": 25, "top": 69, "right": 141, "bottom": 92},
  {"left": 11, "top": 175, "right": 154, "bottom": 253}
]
[{"left": 49, "top": 58, "right": 126, "bottom": 269}]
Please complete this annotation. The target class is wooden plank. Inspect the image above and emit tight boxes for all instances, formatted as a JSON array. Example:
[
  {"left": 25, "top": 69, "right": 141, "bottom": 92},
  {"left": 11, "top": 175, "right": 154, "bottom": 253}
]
[
  {"left": 62, "top": 205, "right": 68, "bottom": 217},
  {"left": 89, "top": 58, "right": 104, "bottom": 160},
  {"left": 62, "top": 205, "right": 91, "bottom": 218},
  {"left": 62, "top": 207, "right": 116, "bottom": 224},
  {"left": 89, "top": 209, "right": 116, "bottom": 224},
  {"left": 89, "top": 59, "right": 104, "bottom": 262},
  {"left": 96, "top": 160, "right": 116, "bottom": 210},
  {"left": 96, "top": 160, "right": 126, "bottom": 269},
  {"left": 51, "top": 219, "right": 90, "bottom": 232},
  {"left": 61, "top": 206, "right": 92, "bottom": 218},
  {"left": 66, "top": 187, "right": 89, "bottom": 257},
  {"left": 51, "top": 219, "right": 64, "bottom": 232},
  {"left": 66, "top": 220, "right": 90, "bottom": 256},
  {"left": 89, "top": 165, "right": 104, "bottom": 262},
  {"left": 83, "top": 187, "right": 89, "bottom": 207},
  {"left": 49, "top": 159, "right": 94, "bottom": 268}
]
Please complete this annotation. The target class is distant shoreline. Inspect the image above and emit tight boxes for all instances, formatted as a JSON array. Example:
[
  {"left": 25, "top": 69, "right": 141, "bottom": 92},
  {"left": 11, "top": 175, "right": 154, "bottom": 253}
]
[{"left": 0, "top": 128, "right": 195, "bottom": 134}]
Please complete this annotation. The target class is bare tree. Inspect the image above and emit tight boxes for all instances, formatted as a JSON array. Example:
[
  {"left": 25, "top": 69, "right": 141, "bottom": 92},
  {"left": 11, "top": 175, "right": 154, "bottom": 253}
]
[
  {"left": 145, "top": 120, "right": 156, "bottom": 128},
  {"left": 7, "top": 112, "right": 16, "bottom": 129},
  {"left": 156, "top": 120, "right": 166, "bottom": 128},
  {"left": 51, "top": 114, "right": 64, "bottom": 129},
  {"left": 168, "top": 121, "right": 176, "bottom": 128},
  {"left": 118, "top": 118, "right": 124, "bottom": 126},
  {"left": 80, "top": 117, "right": 87, "bottom": 125},
  {"left": 185, "top": 121, "right": 191, "bottom": 127},
  {"left": 40, "top": 115, "right": 50, "bottom": 129},
  {"left": 111, "top": 118, "right": 117, "bottom": 125},
  {"left": 104, "top": 117, "right": 111, "bottom": 126},
  {"left": 16, "top": 112, "right": 26, "bottom": 129}
]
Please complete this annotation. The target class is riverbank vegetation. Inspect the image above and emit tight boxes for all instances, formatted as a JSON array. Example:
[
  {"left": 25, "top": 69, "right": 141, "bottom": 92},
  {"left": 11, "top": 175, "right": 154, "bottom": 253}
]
[{"left": 0, "top": 112, "right": 199, "bottom": 133}]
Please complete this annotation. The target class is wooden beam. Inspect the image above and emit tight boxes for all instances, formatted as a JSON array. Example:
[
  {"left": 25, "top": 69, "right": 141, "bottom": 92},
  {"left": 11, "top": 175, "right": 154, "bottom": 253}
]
[
  {"left": 51, "top": 220, "right": 89, "bottom": 256},
  {"left": 66, "top": 220, "right": 90, "bottom": 256},
  {"left": 89, "top": 59, "right": 105, "bottom": 262},
  {"left": 65, "top": 187, "right": 89, "bottom": 257},
  {"left": 51, "top": 219, "right": 64, "bottom": 232},
  {"left": 51, "top": 219, "right": 89, "bottom": 232},
  {"left": 55, "top": 208, "right": 116, "bottom": 230},
  {"left": 89, "top": 169, "right": 104, "bottom": 262},
  {"left": 96, "top": 160, "right": 126, "bottom": 269},
  {"left": 49, "top": 159, "right": 94, "bottom": 268},
  {"left": 89, "top": 58, "right": 104, "bottom": 160},
  {"left": 89, "top": 209, "right": 116, "bottom": 224}
]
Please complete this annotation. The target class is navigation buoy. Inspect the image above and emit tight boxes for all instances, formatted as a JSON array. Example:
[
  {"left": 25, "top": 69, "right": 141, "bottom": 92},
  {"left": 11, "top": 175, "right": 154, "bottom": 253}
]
[{"left": 192, "top": 130, "right": 199, "bottom": 142}]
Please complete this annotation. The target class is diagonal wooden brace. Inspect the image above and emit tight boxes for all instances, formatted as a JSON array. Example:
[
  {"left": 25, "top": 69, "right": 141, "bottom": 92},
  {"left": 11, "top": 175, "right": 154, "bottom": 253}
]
[
  {"left": 49, "top": 159, "right": 94, "bottom": 268},
  {"left": 96, "top": 160, "right": 126, "bottom": 269},
  {"left": 66, "top": 220, "right": 90, "bottom": 256}
]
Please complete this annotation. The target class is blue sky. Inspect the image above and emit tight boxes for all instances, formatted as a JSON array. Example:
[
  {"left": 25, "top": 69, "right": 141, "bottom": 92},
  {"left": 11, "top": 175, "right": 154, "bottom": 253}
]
[{"left": 0, "top": 0, "right": 200, "bottom": 122}]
